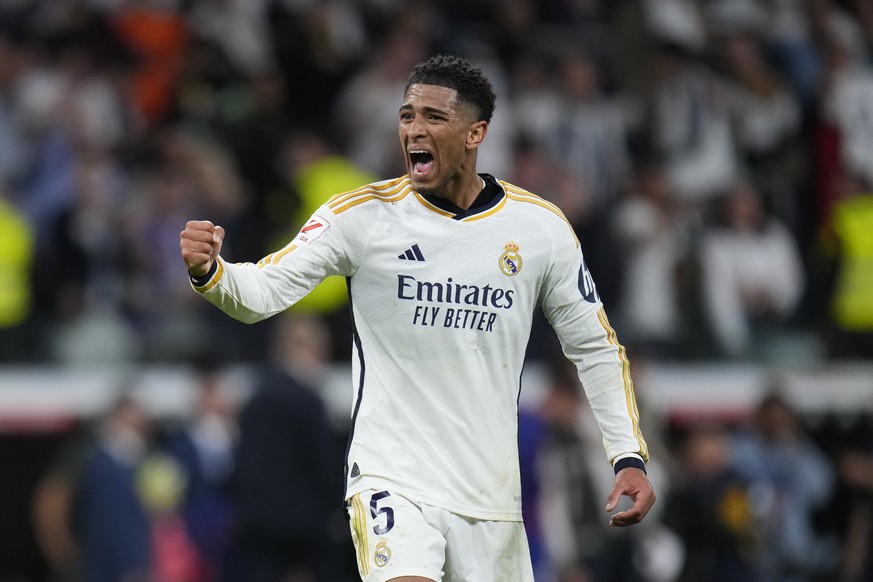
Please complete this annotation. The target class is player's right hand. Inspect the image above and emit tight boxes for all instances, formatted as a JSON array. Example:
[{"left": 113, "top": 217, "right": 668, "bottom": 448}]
[{"left": 180, "top": 220, "right": 224, "bottom": 277}]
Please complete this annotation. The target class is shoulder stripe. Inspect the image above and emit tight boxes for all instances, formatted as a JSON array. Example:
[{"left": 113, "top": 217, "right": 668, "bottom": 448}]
[
  {"left": 597, "top": 307, "right": 649, "bottom": 461},
  {"left": 502, "top": 183, "right": 565, "bottom": 218},
  {"left": 328, "top": 176, "right": 410, "bottom": 209},
  {"left": 331, "top": 183, "right": 414, "bottom": 214},
  {"left": 502, "top": 183, "right": 580, "bottom": 246}
]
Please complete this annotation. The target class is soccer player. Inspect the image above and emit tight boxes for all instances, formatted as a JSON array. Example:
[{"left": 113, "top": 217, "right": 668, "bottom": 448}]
[{"left": 180, "top": 55, "right": 654, "bottom": 582}]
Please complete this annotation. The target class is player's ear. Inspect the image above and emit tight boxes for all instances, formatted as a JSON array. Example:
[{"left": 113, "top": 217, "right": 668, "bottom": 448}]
[{"left": 466, "top": 120, "right": 488, "bottom": 151}]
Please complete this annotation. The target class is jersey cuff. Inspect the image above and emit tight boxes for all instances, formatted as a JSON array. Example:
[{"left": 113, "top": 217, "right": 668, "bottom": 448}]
[
  {"left": 613, "top": 454, "right": 646, "bottom": 475},
  {"left": 189, "top": 260, "right": 220, "bottom": 291}
]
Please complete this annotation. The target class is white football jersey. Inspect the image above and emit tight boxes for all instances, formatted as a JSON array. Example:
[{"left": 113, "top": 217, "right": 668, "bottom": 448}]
[{"left": 193, "top": 174, "right": 648, "bottom": 521}]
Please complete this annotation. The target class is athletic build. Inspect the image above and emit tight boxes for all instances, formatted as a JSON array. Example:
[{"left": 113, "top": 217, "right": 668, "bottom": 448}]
[{"left": 181, "top": 55, "right": 655, "bottom": 582}]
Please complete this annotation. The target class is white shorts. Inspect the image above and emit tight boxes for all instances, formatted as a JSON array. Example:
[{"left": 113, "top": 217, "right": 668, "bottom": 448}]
[{"left": 346, "top": 489, "right": 535, "bottom": 582}]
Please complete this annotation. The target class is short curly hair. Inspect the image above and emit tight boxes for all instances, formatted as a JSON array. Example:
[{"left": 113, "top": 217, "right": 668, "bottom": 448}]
[{"left": 405, "top": 55, "right": 496, "bottom": 123}]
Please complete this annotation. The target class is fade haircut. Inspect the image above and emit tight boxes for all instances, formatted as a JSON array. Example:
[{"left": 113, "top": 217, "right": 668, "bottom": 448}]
[{"left": 405, "top": 55, "right": 496, "bottom": 123}]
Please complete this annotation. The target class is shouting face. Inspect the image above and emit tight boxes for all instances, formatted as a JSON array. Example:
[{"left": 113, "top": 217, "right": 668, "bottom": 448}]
[{"left": 399, "top": 83, "right": 487, "bottom": 201}]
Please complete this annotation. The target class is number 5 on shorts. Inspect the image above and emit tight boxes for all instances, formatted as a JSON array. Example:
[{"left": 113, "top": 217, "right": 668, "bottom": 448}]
[{"left": 370, "top": 491, "right": 395, "bottom": 535}]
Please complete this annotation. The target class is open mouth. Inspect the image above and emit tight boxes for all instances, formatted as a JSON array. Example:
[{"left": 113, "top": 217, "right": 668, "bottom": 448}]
[{"left": 409, "top": 150, "right": 434, "bottom": 177}]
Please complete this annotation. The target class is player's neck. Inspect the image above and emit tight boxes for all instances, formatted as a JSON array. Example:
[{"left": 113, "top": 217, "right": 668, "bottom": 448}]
[{"left": 441, "top": 171, "right": 485, "bottom": 210}]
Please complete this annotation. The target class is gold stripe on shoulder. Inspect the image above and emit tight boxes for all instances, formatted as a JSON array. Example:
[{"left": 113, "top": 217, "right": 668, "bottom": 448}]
[
  {"left": 332, "top": 183, "right": 413, "bottom": 214},
  {"left": 503, "top": 185, "right": 580, "bottom": 246},
  {"left": 502, "top": 183, "right": 565, "bottom": 217},
  {"left": 328, "top": 176, "right": 410, "bottom": 209}
]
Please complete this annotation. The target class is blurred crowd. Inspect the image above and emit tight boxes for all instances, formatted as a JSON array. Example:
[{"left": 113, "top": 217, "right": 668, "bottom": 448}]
[
  {"left": 24, "top": 319, "right": 873, "bottom": 582},
  {"left": 0, "top": 0, "right": 872, "bottom": 366},
  {"left": 2, "top": 0, "right": 873, "bottom": 581}
]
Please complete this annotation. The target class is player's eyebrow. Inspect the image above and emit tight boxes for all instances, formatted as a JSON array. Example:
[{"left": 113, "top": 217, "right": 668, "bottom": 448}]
[{"left": 399, "top": 103, "right": 451, "bottom": 117}]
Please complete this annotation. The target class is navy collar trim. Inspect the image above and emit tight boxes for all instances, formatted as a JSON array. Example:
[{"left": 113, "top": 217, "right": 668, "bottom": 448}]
[{"left": 420, "top": 174, "right": 504, "bottom": 220}]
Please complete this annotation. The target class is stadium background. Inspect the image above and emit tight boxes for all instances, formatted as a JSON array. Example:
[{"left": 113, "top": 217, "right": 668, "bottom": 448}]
[{"left": 1, "top": 1, "right": 872, "bottom": 581}]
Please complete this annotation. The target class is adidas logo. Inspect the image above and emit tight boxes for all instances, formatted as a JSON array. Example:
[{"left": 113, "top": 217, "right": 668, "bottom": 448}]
[{"left": 398, "top": 244, "right": 425, "bottom": 261}]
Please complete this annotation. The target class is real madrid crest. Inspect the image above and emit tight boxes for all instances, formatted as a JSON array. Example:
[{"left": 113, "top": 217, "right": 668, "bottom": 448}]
[
  {"left": 374, "top": 541, "right": 392, "bottom": 567},
  {"left": 499, "top": 241, "right": 522, "bottom": 276}
]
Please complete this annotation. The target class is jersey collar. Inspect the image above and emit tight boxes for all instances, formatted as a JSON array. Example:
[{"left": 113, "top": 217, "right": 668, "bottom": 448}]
[{"left": 417, "top": 174, "right": 505, "bottom": 220}]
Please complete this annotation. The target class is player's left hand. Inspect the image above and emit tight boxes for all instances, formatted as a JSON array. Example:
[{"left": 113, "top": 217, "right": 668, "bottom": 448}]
[{"left": 605, "top": 467, "right": 655, "bottom": 527}]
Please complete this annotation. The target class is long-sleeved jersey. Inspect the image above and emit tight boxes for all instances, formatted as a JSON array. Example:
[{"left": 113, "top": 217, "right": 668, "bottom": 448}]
[{"left": 192, "top": 174, "right": 648, "bottom": 521}]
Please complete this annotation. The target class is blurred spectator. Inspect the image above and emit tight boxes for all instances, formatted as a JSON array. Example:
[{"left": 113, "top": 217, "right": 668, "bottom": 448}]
[
  {"left": 32, "top": 393, "right": 155, "bottom": 582},
  {"left": 612, "top": 159, "right": 697, "bottom": 358},
  {"left": 528, "top": 47, "right": 638, "bottom": 308},
  {"left": 837, "top": 436, "right": 873, "bottom": 582},
  {"left": 15, "top": 30, "right": 128, "bottom": 243},
  {"left": 162, "top": 359, "right": 239, "bottom": 581},
  {"left": 663, "top": 422, "right": 757, "bottom": 582},
  {"left": 124, "top": 127, "right": 251, "bottom": 362},
  {"left": 698, "top": 182, "right": 805, "bottom": 359},
  {"left": 0, "top": 190, "right": 35, "bottom": 359},
  {"left": 231, "top": 312, "right": 346, "bottom": 582},
  {"left": 110, "top": 0, "right": 190, "bottom": 127},
  {"left": 0, "top": 31, "right": 31, "bottom": 189},
  {"left": 718, "top": 30, "right": 806, "bottom": 236},
  {"left": 815, "top": 174, "right": 873, "bottom": 359},
  {"left": 537, "top": 362, "right": 681, "bottom": 582},
  {"left": 218, "top": 70, "right": 293, "bottom": 228},
  {"left": 186, "top": 0, "right": 275, "bottom": 77},
  {"left": 732, "top": 390, "right": 838, "bottom": 582},
  {"left": 267, "top": 0, "right": 368, "bottom": 125},
  {"left": 811, "top": 1, "right": 873, "bottom": 227},
  {"left": 540, "top": 49, "right": 635, "bottom": 225},
  {"left": 333, "top": 23, "right": 430, "bottom": 178},
  {"left": 43, "top": 150, "right": 141, "bottom": 366},
  {"left": 643, "top": 40, "right": 740, "bottom": 208},
  {"left": 137, "top": 451, "right": 208, "bottom": 582},
  {"left": 817, "top": 3, "right": 873, "bottom": 193},
  {"left": 273, "top": 128, "right": 374, "bottom": 314}
]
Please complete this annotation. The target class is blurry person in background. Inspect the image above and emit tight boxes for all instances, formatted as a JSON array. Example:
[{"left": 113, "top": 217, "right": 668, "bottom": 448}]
[
  {"left": 231, "top": 312, "right": 345, "bottom": 582},
  {"left": 162, "top": 357, "right": 239, "bottom": 581},
  {"left": 698, "top": 181, "right": 805, "bottom": 359},
  {"left": 813, "top": 2, "right": 873, "bottom": 222},
  {"left": 732, "top": 389, "right": 838, "bottom": 582},
  {"left": 272, "top": 128, "right": 375, "bottom": 359},
  {"left": 537, "top": 361, "right": 680, "bottom": 582},
  {"left": 530, "top": 49, "right": 636, "bottom": 309},
  {"left": 0, "top": 185, "right": 36, "bottom": 361},
  {"left": 663, "top": 422, "right": 757, "bottom": 582},
  {"left": 32, "top": 392, "right": 154, "bottom": 582},
  {"left": 612, "top": 158, "right": 697, "bottom": 359},
  {"left": 643, "top": 39, "right": 739, "bottom": 210},
  {"left": 333, "top": 24, "right": 430, "bottom": 179},
  {"left": 718, "top": 29, "right": 806, "bottom": 239},
  {"left": 836, "top": 426, "right": 873, "bottom": 582},
  {"left": 137, "top": 451, "right": 207, "bottom": 582},
  {"left": 814, "top": 173, "right": 873, "bottom": 359}
]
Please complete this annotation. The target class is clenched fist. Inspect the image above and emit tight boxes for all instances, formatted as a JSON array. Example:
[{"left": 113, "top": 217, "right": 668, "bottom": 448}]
[{"left": 180, "top": 220, "right": 225, "bottom": 277}]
